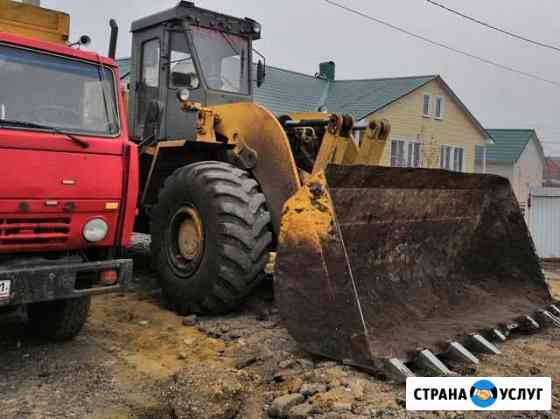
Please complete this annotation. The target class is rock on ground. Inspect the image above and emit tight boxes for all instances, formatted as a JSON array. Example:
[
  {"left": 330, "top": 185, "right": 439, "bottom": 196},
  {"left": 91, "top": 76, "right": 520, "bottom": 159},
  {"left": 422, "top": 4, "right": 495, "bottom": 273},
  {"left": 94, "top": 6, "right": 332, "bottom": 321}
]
[{"left": 268, "top": 393, "right": 305, "bottom": 417}]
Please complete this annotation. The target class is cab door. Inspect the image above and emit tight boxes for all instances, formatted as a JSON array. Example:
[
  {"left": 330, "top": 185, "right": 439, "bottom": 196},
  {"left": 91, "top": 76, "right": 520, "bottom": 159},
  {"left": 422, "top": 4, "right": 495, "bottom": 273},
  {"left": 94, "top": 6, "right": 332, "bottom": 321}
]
[
  {"left": 161, "top": 30, "right": 204, "bottom": 141},
  {"left": 129, "top": 27, "right": 164, "bottom": 141}
]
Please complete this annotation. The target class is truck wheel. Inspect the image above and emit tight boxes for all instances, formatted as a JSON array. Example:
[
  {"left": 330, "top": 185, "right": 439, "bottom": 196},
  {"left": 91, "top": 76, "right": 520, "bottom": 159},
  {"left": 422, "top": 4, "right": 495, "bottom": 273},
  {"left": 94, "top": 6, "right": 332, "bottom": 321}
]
[
  {"left": 27, "top": 296, "right": 91, "bottom": 341},
  {"left": 151, "top": 161, "right": 272, "bottom": 314}
]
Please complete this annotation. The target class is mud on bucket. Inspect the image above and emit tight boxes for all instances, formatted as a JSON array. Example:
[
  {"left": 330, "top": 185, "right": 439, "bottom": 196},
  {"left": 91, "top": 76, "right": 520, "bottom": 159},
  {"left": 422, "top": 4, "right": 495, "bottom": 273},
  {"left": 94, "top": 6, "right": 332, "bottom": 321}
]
[{"left": 275, "top": 165, "right": 552, "bottom": 369}]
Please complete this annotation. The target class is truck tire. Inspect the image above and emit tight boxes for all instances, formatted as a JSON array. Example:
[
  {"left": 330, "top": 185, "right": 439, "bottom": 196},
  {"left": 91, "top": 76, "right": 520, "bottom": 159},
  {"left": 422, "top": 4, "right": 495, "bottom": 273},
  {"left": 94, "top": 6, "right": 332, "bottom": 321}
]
[
  {"left": 151, "top": 161, "right": 272, "bottom": 314},
  {"left": 27, "top": 296, "right": 91, "bottom": 341}
]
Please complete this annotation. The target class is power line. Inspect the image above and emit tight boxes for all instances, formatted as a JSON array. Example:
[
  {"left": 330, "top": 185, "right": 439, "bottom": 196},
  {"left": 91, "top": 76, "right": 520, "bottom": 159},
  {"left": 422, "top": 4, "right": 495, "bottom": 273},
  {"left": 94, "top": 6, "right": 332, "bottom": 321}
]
[
  {"left": 426, "top": 0, "right": 560, "bottom": 53},
  {"left": 320, "top": 0, "right": 560, "bottom": 87}
]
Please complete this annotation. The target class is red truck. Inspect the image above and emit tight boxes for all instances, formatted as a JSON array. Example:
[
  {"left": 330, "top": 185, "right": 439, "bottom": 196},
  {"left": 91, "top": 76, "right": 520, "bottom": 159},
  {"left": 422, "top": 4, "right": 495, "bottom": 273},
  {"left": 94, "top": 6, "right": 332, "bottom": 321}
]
[{"left": 0, "top": 3, "right": 137, "bottom": 340}]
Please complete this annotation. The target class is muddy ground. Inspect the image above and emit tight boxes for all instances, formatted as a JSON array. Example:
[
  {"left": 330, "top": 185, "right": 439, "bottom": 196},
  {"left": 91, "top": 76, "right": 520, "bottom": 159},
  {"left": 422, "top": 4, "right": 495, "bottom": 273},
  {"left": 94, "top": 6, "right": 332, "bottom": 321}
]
[{"left": 0, "top": 241, "right": 559, "bottom": 419}]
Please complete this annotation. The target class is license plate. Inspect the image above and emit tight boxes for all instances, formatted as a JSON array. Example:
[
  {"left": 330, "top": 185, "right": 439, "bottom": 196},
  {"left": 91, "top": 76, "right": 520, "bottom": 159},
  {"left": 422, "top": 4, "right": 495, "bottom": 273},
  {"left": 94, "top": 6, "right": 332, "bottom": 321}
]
[{"left": 0, "top": 280, "right": 11, "bottom": 300}]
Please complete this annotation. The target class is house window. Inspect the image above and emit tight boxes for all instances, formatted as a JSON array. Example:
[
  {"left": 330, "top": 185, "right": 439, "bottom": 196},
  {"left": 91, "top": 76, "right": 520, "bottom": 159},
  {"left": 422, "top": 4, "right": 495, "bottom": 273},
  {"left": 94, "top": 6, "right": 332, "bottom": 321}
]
[
  {"left": 440, "top": 145, "right": 465, "bottom": 172},
  {"left": 440, "top": 145, "right": 451, "bottom": 169},
  {"left": 435, "top": 96, "right": 444, "bottom": 119},
  {"left": 423, "top": 94, "right": 432, "bottom": 117},
  {"left": 391, "top": 140, "right": 406, "bottom": 167},
  {"left": 408, "top": 142, "right": 421, "bottom": 167},
  {"left": 453, "top": 147, "right": 464, "bottom": 172},
  {"left": 391, "top": 139, "right": 422, "bottom": 167},
  {"left": 475, "top": 145, "right": 487, "bottom": 173}
]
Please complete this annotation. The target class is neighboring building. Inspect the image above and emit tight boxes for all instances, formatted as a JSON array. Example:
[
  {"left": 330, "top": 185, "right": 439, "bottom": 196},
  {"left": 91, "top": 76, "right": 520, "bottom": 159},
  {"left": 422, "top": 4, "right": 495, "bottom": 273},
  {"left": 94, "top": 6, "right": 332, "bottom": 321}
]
[
  {"left": 544, "top": 157, "right": 560, "bottom": 187},
  {"left": 485, "top": 129, "right": 546, "bottom": 212},
  {"left": 528, "top": 186, "right": 560, "bottom": 259},
  {"left": 117, "top": 59, "right": 492, "bottom": 172}
]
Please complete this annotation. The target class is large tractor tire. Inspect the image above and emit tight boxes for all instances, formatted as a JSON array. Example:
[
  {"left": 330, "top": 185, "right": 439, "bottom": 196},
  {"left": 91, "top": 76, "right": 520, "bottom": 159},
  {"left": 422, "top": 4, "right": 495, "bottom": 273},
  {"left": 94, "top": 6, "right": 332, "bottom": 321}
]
[
  {"left": 28, "top": 296, "right": 91, "bottom": 341},
  {"left": 151, "top": 161, "right": 272, "bottom": 314}
]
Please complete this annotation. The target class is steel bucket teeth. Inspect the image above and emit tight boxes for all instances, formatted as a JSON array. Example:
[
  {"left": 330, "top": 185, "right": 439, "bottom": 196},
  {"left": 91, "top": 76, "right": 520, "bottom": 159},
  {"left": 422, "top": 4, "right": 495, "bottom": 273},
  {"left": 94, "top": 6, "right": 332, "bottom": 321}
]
[
  {"left": 503, "top": 322, "right": 519, "bottom": 335},
  {"left": 385, "top": 359, "right": 415, "bottom": 383},
  {"left": 415, "top": 350, "right": 456, "bottom": 376},
  {"left": 445, "top": 342, "right": 480, "bottom": 364},
  {"left": 485, "top": 328, "right": 507, "bottom": 342},
  {"left": 550, "top": 305, "right": 560, "bottom": 317},
  {"left": 518, "top": 315, "right": 540, "bottom": 331},
  {"left": 537, "top": 310, "right": 560, "bottom": 328},
  {"left": 466, "top": 334, "right": 501, "bottom": 355}
]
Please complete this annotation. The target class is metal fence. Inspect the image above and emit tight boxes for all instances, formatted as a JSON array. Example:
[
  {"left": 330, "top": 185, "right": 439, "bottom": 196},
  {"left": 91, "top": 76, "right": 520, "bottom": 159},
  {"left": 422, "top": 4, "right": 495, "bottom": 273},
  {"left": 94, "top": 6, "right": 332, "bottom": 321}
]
[{"left": 529, "top": 187, "right": 560, "bottom": 259}]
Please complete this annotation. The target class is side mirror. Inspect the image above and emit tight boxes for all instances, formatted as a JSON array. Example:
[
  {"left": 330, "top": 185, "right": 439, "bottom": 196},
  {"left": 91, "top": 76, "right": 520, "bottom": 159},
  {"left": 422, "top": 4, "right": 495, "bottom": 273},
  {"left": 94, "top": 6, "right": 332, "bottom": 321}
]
[
  {"left": 79, "top": 35, "right": 91, "bottom": 46},
  {"left": 257, "top": 60, "right": 266, "bottom": 87}
]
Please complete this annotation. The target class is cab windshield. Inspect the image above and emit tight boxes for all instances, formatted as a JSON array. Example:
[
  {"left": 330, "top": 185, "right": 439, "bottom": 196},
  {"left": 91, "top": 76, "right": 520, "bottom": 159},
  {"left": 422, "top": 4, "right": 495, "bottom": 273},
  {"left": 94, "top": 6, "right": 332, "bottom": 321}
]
[
  {"left": 191, "top": 27, "right": 250, "bottom": 94},
  {"left": 0, "top": 44, "right": 119, "bottom": 137}
]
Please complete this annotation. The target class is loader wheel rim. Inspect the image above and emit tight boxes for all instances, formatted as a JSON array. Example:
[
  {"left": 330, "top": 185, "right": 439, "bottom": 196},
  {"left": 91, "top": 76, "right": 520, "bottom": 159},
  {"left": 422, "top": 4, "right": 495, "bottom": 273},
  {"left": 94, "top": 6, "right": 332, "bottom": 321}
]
[{"left": 168, "top": 205, "right": 204, "bottom": 277}]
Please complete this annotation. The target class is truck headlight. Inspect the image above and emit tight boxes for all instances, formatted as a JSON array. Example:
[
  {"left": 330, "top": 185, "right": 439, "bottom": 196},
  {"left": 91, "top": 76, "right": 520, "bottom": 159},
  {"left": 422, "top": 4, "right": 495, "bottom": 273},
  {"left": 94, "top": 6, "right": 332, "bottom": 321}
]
[{"left": 83, "top": 218, "right": 109, "bottom": 242}]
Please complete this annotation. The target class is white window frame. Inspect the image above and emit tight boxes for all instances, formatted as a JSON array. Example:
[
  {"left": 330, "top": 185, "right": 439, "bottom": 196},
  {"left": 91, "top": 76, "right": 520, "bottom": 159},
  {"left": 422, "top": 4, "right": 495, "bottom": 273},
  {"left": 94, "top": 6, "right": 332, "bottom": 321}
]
[
  {"left": 453, "top": 147, "right": 464, "bottom": 172},
  {"left": 390, "top": 139, "right": 406, "bottom": 167},
  {"left": 475, "top": 145, "right": 487, "bottom": 173},
  {"left": 435, "top": 96, "right": 444, "bottom": 120},
  {"left": 422, "top": 94, "right": 432, "bottom": 118},
  {"left": 440, "top": 144, "right": 465, "bottom": 172},
  {"left": 391, "top": 138, "right": 422, "bottom": 168},
  {"left": 407, "top": 141, "right": 422, "bottom": 168}
]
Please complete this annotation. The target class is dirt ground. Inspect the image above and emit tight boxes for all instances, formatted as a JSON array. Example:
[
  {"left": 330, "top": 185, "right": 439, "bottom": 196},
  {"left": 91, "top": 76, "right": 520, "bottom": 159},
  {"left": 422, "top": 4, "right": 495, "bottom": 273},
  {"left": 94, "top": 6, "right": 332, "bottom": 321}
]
[{"left": 1, "top": 243, "right": 559, "bottom": 419}]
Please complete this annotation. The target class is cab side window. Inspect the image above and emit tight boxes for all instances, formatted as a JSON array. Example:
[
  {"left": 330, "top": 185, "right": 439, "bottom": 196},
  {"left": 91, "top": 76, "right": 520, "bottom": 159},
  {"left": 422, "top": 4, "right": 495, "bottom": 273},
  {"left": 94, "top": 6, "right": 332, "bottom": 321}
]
[
  {"left": 169, "top": 32, "right": 198, "bottom": 89},
  {"left": 137, "top": 39, "right": 160, "bottom": 125}
]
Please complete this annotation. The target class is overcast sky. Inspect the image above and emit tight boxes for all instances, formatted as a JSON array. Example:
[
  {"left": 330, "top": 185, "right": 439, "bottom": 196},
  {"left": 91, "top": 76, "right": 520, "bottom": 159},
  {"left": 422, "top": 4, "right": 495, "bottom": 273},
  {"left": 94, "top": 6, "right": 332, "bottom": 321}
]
[{"left": 43, "top": 0, "right": 560, "bottom": 155}]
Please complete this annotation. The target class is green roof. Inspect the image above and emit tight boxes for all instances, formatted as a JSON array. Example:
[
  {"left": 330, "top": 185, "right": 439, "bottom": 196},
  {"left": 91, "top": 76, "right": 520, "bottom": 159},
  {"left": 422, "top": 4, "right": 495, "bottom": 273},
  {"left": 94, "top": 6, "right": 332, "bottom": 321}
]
[
  {"left": 486, "top": 129, "right": 544, "bottom": 164},
  {"left": 324, "top": 75, "right": 437, "bottom": 118},
  {"left": 257, "top": 66, "right": 437, "bottom": 120},
  {"left": 254, "top": 66, "right": 328, "bottom": 115}
]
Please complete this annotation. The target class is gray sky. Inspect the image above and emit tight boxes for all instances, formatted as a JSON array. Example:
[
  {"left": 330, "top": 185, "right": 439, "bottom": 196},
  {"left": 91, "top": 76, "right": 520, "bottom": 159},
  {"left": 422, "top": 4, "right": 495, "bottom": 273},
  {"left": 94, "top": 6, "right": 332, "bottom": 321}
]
[{"left": 44, "top": 0, "right": 560, "bottom": 155}]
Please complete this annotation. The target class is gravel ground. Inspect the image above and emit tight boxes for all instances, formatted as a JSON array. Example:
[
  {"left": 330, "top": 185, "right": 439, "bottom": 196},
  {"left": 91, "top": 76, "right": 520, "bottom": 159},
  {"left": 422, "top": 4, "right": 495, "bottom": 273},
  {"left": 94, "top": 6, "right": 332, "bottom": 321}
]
[{"left": 0, "top": 242, "right": 559, "bottom": 419}]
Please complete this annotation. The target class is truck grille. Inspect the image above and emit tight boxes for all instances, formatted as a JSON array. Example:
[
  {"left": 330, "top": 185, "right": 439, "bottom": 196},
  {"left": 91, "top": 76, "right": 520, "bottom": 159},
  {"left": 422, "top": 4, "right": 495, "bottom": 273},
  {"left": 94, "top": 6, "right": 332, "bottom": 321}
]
[{"left": 0, "top": 217, "right": 71, "bottom": 249}]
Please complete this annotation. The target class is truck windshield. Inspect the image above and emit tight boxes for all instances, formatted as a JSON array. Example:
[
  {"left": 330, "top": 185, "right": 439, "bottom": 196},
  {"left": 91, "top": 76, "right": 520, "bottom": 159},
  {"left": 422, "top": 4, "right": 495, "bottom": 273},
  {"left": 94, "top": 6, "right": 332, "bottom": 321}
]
[
  {"left": 191, "top": 27, "right": 249, "bottom": 95},
  {"left": 0, "top": 44, "right": 119, "bottom": 137}
]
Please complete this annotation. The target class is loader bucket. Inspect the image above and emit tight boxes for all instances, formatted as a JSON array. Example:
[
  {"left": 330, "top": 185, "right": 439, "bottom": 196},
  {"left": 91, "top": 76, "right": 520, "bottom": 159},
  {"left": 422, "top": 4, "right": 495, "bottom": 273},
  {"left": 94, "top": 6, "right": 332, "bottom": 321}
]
[{"left": 275, "top": 165, "right": 553, "bottom": 371}]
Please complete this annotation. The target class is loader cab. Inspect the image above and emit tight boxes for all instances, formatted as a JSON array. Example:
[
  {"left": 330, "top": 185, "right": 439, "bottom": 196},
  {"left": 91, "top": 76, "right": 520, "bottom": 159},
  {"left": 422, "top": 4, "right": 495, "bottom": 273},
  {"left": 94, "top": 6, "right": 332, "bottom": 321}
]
[{"left": 128, "top": 1, "right": 262, "bottom": 142}]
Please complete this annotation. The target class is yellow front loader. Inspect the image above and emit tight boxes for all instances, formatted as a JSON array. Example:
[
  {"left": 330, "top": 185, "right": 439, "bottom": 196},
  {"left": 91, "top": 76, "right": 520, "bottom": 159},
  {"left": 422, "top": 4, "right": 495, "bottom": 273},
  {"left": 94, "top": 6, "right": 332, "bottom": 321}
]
[{"left": 125, "top": 2, "right": 557, "bottom": 380}]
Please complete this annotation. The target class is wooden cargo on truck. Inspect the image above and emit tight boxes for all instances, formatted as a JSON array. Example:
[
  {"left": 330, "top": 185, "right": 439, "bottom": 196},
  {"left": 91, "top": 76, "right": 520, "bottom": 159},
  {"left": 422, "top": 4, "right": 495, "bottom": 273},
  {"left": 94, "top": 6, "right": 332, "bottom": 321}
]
[{"left": 0, "top": 0, "right": 69, "bottom": 44}]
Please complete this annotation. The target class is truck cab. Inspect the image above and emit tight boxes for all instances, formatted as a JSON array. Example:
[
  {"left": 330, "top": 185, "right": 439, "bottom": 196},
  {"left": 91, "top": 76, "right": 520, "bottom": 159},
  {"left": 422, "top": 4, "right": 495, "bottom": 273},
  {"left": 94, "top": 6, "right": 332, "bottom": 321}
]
[{"left": 0, "top": 1, "right": 137, "bottom": 340}]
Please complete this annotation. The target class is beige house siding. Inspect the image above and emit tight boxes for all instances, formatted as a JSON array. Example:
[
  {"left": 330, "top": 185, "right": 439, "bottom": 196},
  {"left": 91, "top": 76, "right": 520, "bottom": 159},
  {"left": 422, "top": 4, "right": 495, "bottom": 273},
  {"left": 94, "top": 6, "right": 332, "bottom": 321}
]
[{"left": 366, "top": 79, "right": 487, "bottom": 172}]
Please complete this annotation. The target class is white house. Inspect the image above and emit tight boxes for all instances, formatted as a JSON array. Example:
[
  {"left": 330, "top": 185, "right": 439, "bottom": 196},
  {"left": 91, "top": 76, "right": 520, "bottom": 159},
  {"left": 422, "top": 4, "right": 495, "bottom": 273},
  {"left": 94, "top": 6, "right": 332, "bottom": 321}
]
[{"left": 485, "top": 129, "right": 545, "bottom": 214}]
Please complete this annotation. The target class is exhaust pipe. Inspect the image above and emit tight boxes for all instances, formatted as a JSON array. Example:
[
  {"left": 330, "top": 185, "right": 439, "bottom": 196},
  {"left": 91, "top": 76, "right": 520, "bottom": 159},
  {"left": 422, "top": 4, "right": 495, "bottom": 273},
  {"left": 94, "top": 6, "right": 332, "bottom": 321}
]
[{"left": 108, "top": 19, "right": 118, "bottom": 59}]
